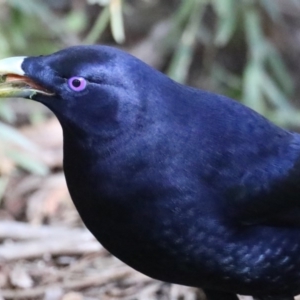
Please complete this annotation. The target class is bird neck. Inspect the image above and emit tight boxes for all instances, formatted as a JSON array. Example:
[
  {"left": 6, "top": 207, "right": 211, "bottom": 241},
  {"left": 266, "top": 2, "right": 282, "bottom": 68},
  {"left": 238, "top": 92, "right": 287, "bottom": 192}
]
[{"left": 59, "top": 116, "right": 126, "bottom": 150}]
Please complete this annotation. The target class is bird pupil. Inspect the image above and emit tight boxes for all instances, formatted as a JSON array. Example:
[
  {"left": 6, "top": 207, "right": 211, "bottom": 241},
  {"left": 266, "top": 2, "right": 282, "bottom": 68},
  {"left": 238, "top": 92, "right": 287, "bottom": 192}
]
[{"left": 72, "top": 79, "right": 81, "bottom": 87}]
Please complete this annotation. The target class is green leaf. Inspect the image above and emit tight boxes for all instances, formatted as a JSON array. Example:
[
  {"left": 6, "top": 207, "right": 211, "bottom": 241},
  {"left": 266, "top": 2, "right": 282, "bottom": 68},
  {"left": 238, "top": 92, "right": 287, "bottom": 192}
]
[
  {"left": 0, "top": 123, "right": 37, "bottom": 152},
  {"left": 84, "top": 5, "right": 110, "bottom": 44},
  {"left": 0, "top": 101, "right": 16, "bottom": 123},
  {"left": 109, "top": 0, "right": 125, "bottom": 44},
  {"left": 167, "top": 0, "right": 204, "bottom": 83},
  {"left": 212, "top": 0, "right": 237, "bottom": 46},
  {"left": 242, "top": 61, "right": 265, "bottom": 113},
  {"left": 5, "top": 149, "right": 48, "bottom": 175},
  {"left": 265, "top": 43, "right": 294, "bottom": 95},
  {"left": 65, "top": 10, "right": 87, "bottom": 34},
  {"left": 211, "top": 64, "right": 242, "bottom": 90},
  {"left": 173, "top": 0, "right": 196, "bottom": 28},
  {"left": 243, "top": 6, "right": 265, "bottom": 62},
  {"left": 8, "top": 0, "right": 77, "bottom": 47},
  {"left": 261, "top": 72, "right": 294, "bottom": 111}
]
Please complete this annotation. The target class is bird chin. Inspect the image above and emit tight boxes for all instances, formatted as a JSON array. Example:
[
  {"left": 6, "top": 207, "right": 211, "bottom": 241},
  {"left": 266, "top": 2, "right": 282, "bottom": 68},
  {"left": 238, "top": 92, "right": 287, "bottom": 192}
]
[{"left": 0, "top": 74, "right": 54, "bottom": 99}]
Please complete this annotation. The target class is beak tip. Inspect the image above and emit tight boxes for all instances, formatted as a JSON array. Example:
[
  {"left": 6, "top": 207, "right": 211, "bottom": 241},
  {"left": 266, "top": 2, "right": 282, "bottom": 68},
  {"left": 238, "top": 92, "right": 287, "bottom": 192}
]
[{"left": 0, "top": 56, "right": 27, "bottom": 76}]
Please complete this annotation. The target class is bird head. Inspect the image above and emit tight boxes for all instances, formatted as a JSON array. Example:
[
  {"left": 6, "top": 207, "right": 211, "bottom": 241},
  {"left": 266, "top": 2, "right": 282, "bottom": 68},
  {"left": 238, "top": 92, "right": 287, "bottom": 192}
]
[{"left": 0, "top": 45, "right": 161, "bottom": 139}]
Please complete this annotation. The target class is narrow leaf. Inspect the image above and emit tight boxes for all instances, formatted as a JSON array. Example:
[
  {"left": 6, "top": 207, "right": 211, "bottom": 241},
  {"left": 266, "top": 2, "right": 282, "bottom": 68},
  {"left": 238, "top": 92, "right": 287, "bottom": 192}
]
[{"left": 109, "top": 0, "right": 125, "bottom": 44}]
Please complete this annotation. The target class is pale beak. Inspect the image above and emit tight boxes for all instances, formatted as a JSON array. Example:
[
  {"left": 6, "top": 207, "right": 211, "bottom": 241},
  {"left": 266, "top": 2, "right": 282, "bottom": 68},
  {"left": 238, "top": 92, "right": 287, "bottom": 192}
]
[{"left": 0, "top": 56, "right": 53, "bottom": 98}]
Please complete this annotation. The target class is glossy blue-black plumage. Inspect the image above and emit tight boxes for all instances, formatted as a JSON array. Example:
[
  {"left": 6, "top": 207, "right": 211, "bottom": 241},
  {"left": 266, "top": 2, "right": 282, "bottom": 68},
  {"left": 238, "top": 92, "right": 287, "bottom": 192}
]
[{"left": 21, "top": 45, "right": 300, "bottom": 299}]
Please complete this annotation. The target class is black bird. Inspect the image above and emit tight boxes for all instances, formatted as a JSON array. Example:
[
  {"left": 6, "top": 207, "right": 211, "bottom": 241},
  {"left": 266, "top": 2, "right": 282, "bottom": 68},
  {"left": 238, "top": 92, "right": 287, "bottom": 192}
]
[{"left": 0, "top": 45, "right": 300, "bottom": 300}]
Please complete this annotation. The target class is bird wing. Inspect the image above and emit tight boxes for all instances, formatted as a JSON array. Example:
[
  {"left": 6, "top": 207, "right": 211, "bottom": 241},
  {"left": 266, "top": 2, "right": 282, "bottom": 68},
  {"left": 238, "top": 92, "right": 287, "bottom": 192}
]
[
  {"left": 221, "top": 133, "right": 300, "bottom": 227},
  {"left": 183, "top": 90, "right": 300, "bottom": 227},
  {"left": 229, "top": 164, "right": 300, "bottom": 227}
]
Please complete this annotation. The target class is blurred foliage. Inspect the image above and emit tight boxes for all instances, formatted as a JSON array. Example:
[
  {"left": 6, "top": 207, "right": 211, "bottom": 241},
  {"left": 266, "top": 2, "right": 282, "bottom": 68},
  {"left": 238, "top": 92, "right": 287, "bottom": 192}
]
[
  {"left": 166, "top": 0, "right": 300, "bottom": 125},
  {"left": 0, "top": 0, "right": 300, "bottom": 179}
]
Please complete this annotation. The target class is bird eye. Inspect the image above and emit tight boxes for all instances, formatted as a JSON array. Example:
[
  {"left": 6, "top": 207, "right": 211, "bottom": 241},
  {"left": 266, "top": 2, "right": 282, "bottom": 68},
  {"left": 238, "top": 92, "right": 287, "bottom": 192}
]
[{"left": 68, "top": 77, "right": 87, "bottom": 92}]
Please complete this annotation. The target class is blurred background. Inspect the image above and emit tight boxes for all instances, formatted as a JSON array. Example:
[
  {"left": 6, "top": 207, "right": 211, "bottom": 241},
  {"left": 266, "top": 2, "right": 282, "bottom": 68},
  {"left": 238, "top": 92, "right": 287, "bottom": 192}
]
[{"left": 0, "top": 0, "right": 300, "bottom": 299}]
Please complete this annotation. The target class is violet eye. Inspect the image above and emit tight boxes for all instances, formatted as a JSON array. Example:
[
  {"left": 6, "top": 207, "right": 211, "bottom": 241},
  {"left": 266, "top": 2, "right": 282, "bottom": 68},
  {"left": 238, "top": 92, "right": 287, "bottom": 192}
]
[{"left": 68, "top": 77, "right": 87, "bottom": 92}]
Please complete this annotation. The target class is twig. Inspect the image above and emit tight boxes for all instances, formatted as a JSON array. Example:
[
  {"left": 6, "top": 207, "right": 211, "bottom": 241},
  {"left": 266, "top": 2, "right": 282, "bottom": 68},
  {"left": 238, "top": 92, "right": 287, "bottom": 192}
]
[
  {"left": 0, "top": 267, "right": 132, "bottom": 299},
  {"left": 0, "top": 221, "right": 92, "bottom": 241},
  {"left": 0, "top": 238, "right": 102, "bottom": 261},
  {"left": 0, "top": 222, "right": 103, "bottom": 261}
]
